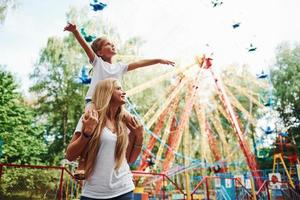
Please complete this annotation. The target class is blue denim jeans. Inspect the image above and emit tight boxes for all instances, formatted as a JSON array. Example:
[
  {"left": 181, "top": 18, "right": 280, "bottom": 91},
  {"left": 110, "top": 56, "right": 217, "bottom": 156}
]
[{"left": 80, "top": 191, "right": 133, "bottom": 200}]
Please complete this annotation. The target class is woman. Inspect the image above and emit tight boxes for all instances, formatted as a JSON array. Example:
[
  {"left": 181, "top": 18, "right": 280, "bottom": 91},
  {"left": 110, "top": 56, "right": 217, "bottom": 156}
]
[{"left": 66, "top": 78, "right": 143, "bottom": 200}]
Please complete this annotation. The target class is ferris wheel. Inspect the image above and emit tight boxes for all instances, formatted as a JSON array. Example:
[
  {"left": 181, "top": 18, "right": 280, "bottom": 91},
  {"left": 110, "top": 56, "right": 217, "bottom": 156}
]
[{"left": 125, "top": 55, "right": 269, "bottom": 190}]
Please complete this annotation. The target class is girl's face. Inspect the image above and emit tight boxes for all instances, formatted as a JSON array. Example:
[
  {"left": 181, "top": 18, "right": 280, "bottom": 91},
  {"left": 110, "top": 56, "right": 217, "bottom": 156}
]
[
  {"left": 111, "top": 82, "right": 126, "bottom": 105},
  {"left": 98, "top": 39, "right": 116, "bottom": 59}
]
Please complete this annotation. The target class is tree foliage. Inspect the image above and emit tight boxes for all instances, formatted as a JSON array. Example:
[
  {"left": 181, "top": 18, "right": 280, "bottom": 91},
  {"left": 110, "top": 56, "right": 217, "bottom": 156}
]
[
  {"left": 0, "top": 0, "right": 17, "bottom": 24},
  {"left": 0, "top": 67, "right": 46, "bottom": 164},
  {"left": 30, "top": 35, "right": 86, "bottom": 164},
  {"left": 271, "top": 42, "right": 300, "bottom": 148}
]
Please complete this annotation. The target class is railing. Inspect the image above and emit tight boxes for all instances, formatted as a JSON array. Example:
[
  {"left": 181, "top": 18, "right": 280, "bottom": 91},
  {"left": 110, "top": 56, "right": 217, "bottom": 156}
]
[
  {"left": 2, "top": 163, "right": 299, "bottom": 200},
  {"left": 191, "top": 176, "right": 209, "bottom": 200},
  {"left": 286, "top": 182, "right": 300, "bottom": 199},
  {"left": 0, "top": 163, "right": 81, "bottom": 200},
  {"left": 132, "top": 170, "right": 185, "bottom": 200},
  {"left": 256, "top": 180, "right": 300, "bottom": 200},
  {"left": 235, "top": 178, "right": 254, "bottom": 200},
  {"left": 218, "top": 185, "right": 231, "bottom": 200},
  {"left": 277, "top": 182, "right": 300, "bottom": 200},
  {"left": 0, "top": 164, "right": 185, "bottom": 200},
  {"left": 255, "top": 180, "right": 271, "bottom": 200},
  {"left": 191, "top": 176, "right": 243, "bottom": 200}
]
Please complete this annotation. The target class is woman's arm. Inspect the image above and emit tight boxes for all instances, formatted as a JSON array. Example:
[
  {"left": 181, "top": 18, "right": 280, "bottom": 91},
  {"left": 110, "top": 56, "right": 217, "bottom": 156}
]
[
  {"left": 127, "top": 134, "right": 143, "bottom": 164},
  {"left": 125, "top": 115, "right": 144, "bottom": 164},
  {"left": 126, "top": 132, "right": 134, "bottom": 162},
  {"left": 65, "top": 132, "right": 91, "bottom": 161},
  {"left": 66, "top": 110, "right": 99, "bottom": 161}
]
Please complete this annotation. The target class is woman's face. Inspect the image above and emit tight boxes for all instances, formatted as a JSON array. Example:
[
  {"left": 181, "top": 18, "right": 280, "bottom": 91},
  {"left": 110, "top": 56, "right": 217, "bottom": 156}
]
[{"left": 111, "top": 82, "right": 126, "bottom": 105}]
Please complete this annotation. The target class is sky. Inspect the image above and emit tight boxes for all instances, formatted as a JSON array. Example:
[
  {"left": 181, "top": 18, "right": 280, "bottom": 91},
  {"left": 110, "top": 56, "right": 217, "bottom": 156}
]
[{"left": 1, "top": 0, "right": 300, "bottom": 95}]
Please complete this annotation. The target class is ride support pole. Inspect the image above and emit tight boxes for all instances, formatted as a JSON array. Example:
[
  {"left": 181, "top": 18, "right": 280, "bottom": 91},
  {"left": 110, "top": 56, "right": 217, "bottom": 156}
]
[
  {"left": 266, "top": 182, "right": 271, "bottom": 200},
  {"left": 250, "top": 176, "right": 257, "bottom": 200},
  {"left": 205, "top": 178, "right": 210, "bottom": 200},
  {"left": 162, "top": 175, "right": 165, "bottom": 200}
]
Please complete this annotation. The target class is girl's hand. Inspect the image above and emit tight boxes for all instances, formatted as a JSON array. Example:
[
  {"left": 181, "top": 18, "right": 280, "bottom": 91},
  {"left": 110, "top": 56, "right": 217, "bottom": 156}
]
[
  {"left": 127, "top": 116, "right": 143, "bottom": 138},
  {"left": 82, "top": 109, "right": 99, "bottom": 136},
  {"left": 159, "top": 59, "right": 175, "bottom": 66},
  {"left": 64, "top": 22, "right": 77, "bottom": 33}
]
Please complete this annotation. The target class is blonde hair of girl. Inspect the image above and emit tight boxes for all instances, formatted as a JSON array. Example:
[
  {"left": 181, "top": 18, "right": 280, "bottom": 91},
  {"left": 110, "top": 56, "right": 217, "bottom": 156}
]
[
  {"left": 91, "top": 37, "right": 108, "bottom": 57},
  {"left": 85, "top": 78, "right": 128, "bottom": 179}
]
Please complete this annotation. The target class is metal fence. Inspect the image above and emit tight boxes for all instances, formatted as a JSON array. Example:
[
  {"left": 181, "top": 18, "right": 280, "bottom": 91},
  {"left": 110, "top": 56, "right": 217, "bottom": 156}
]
[
  {"left": 0, "top": 163, "right": 81, "bottom": 200},
  {"left": 0, "top": 164, "right": 180, "bottom": 200},
  {"left": 1, "top": 163, "right": 299, "bottom": 200}
]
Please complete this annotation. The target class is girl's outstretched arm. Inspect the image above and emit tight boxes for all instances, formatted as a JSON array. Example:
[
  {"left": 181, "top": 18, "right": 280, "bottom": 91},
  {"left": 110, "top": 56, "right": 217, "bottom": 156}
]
[
  {"left": 64, "top": 22, "right": 95, "bottom": 63},
  {"left": 128, "top": 59, "right": 175, "bottom": 71}
]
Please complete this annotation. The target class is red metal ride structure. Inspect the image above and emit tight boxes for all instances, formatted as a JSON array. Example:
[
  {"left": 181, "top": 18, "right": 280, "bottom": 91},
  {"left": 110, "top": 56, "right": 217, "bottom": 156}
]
[
  {"left": 273, "top": 132, "right": 300, "bottom": 188},
  {"left": 200, "top": 55, "right": 263, "bottom": 188},
  {"left": 205, "top": 120, "right": 227, "bottom": 173},
  {"left": 194, "top": 102, "right": 227, "bottom": 173},
  {"left": 137, "top": 54, "right": 263, "bottom": 190}
]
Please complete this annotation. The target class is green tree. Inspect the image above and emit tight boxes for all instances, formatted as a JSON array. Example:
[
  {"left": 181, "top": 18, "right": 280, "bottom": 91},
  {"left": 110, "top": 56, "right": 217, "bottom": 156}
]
[
  {"left": 271, "top": 42, "right": 300, "bottom": 151},
  {"left": 0, "top": 67, "right": 46, "bottom": 164},
  {"left": 29, "top": 35, "right": 86, "bottom": 164},
  {"left": 0, "top": 0, "right": 17, "bottom": 24}
]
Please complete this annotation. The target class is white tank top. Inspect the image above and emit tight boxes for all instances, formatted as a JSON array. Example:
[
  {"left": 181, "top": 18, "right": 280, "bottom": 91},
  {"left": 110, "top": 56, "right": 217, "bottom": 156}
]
[{"left": 82, "top": 127, "right": 135, "bottom": 198}]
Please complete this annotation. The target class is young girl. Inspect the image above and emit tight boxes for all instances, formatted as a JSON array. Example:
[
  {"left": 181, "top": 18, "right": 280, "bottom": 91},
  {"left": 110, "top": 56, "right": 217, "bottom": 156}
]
[
  {"left": 66, "top": 79, "right": 142, "bottom": 199},
  {"left": 64, "top": 22, "right": 174, "bottom": 105},
  {"left": 64, "top": 22, "right": 174, "bottom": 178}
]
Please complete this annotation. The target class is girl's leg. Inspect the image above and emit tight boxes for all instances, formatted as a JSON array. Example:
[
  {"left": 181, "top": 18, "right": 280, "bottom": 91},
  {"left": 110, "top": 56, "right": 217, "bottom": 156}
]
[{"left": 74, "top": 151, "right": 87, "bottom": 180}]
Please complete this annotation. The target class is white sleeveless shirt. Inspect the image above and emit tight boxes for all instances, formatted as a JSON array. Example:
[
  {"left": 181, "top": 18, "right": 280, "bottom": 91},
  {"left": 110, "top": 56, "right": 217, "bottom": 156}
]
[{"left": 82, "top": 127, "right": 135, "bottom": 198}]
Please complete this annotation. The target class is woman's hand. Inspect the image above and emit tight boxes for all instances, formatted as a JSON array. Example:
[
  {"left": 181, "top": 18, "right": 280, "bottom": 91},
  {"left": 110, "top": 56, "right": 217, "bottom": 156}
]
[{"left": 82, "top": 109, "right": 99, "bottom": 136}]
